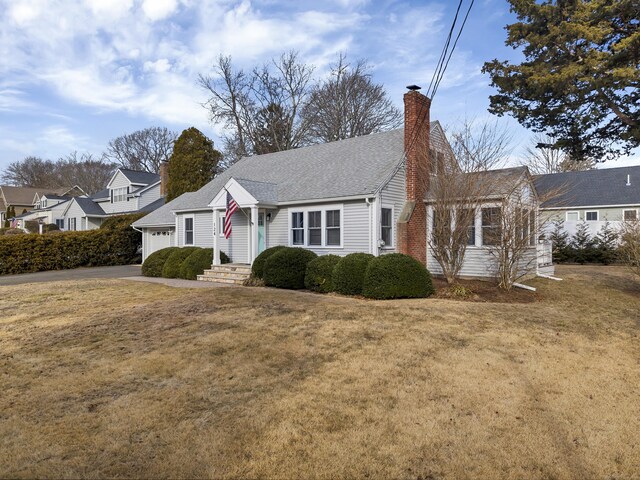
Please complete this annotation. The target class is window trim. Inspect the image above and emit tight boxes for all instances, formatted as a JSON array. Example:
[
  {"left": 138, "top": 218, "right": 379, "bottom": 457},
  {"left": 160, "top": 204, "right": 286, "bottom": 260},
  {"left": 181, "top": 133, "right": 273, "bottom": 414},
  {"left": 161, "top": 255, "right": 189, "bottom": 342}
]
[
  {"left": 585, "top": 210, "right": 599, "bottom": 222},
  {"left": 566, "top": 211, "right": 579, "bottom": 222},
  {"left": 380, "top": 205, "right": 394, "bottom": 249},
  {"left": 623, "top": 209, "right": 638, "bottom": 222},
  {"left": 183, "top": 214, "right": 195, "bottom": 246},
  {"left": 480, "top": 206, "right": 501, "bottom": 247},
  {"left": 217, "top": 213, "right": 227, "bottom": 237},
  {"left": 112, "top": 186, "right": 128, "bottom": 203},
  {"left": 288, "top": 205, "right": 344, "bottom": 248}
]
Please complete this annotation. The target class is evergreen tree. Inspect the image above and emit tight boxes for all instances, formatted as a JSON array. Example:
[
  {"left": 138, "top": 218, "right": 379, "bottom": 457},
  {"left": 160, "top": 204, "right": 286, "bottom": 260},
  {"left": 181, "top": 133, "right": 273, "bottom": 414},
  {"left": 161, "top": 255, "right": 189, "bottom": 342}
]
[
  {"left": 595, "top": 221, "right": 619, "bottom": 265},
  {"left": 549, "top": 219, "right": 571, "bottom": 263},
  {"left": 571, "top": 222, "right": 595, "bottom": 264},
  {"left": 166, "top": 128, "right": 222, "bottom": 202},
  {"left": 483, "top": 0, "right": 639, "bottom": 161}
]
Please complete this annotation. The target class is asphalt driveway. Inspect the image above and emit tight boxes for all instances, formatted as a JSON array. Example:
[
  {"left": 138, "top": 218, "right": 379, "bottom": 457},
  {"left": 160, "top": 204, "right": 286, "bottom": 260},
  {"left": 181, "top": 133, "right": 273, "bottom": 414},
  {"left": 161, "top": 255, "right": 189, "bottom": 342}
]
[{"left": 0, "top": 265, "right": 142, "bottom": 286}]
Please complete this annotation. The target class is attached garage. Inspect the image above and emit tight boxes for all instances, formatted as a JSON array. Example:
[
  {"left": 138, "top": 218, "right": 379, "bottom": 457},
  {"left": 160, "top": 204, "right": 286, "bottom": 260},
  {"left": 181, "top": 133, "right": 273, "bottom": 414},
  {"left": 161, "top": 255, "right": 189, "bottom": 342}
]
[{"left": 143, "top": 228, "right": 175, "bottom": 261}]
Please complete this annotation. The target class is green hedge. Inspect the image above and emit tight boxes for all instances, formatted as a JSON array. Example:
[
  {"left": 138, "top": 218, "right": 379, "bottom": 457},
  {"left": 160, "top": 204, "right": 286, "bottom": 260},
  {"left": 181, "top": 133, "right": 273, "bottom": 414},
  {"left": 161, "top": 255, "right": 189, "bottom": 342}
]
[
  {"left": 333, "top": 253, "right": 374, "bottom": 295},
  {"left": 100, "top": 213, "right": 147, "bottom": 230},
  {"left": 142, "top": 247, "right": 180, "bottom": 277},
  {"left": 263, "top": 247, "right": 317, "bottom": 289},
  {"left": 161, "top": 247, "right": 200, "bottom": 278},
  {"left": 179, "top": 248, "right": 213, "bottom": 280},
  {"left": 362, "top": 253, "right": 434, "bottom": 299},
  {"left": 305, "top": 254, "right": 341, "bottom": 293},
  {"left": 251, "top": 245, "right": 287, "bottom": 279},
  {"left": 0, "top": 226, "right": 141, "bottom": 275}
]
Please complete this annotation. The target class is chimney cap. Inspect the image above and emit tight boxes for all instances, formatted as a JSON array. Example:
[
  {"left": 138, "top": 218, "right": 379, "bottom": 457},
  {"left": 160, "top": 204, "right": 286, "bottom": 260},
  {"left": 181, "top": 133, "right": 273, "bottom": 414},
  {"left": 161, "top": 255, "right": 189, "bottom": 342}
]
[{"left": 406, "top": 85, "right": 422, "bottom": 91}]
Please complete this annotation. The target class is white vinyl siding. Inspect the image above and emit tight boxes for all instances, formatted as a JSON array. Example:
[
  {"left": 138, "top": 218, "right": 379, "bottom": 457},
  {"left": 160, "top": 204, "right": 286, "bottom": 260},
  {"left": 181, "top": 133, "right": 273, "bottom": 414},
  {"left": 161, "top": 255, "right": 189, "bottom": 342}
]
[
  {"left": 102, "top": 170, "right": 133, "bottom": 214},
  {"left": 138, "top": 183, "right": 162, "bottom": 209},
  {"left": 176, "top": 211, "right": 214, "bottom": 248},
  {"left": 267, "top": 200, "right": 368, "bottom": 256},
  {"left": 63, "top": 200, "right": 86, "bottom": 231},
  {"left": 378, "top": 164, "right": 406, "bottom": 253},
  {"left": 427, "top": 246, "right": 538, "bottom": 279},
  {"left": 216, "top": 209, "right": 249, "bottom": 263}
]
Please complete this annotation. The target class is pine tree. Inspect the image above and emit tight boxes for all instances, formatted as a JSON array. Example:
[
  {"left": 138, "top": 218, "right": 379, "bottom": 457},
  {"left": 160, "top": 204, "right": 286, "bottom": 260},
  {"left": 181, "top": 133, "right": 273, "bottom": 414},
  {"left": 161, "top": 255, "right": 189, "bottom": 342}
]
[
  {"left": 549, "top": 219, "right": 571, "bottom": 263},
  {"left": 595, "top": 221, "right": 619, "bottom": 265},
  {"left": 571, "top": 222, "right": 595, "bottom": 264},
  {"left": 166, "top": 128, "right": 222, "bottom": 202}
]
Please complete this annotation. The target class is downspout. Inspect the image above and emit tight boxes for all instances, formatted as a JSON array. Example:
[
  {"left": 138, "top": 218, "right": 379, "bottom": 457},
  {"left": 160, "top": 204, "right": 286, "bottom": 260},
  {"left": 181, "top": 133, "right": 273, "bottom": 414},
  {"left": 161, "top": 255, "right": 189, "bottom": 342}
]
[
  {"left": 365, "top": 197, "right": 375, "bottom": 255},
  {"left": 132, "top": 225, "right": 144, "bottom": 262}
]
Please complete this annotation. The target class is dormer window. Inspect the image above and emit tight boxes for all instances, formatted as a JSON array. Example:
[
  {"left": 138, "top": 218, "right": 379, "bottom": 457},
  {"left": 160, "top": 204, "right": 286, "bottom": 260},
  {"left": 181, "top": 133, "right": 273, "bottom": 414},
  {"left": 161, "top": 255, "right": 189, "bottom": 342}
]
[
  {"left": 112, "top": 187, "right": 128, "bottom": 202},
  {"left": 42, "top": 199, "right": 47, "bottom": 208}
]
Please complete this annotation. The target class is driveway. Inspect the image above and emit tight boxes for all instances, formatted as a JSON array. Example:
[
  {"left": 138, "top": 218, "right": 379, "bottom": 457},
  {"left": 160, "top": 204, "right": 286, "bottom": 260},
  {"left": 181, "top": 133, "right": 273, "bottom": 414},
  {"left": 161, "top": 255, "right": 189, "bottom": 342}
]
[{"left": 0, "top": 265, "right": 142, "bottom": 286}]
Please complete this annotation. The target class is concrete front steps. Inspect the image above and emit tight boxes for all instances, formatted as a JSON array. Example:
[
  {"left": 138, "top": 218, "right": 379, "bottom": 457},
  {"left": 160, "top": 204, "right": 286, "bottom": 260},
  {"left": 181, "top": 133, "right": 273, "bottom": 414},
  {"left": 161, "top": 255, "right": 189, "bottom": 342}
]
[{"left": 197, "top": 263, "right": 251, "bottom": 285}]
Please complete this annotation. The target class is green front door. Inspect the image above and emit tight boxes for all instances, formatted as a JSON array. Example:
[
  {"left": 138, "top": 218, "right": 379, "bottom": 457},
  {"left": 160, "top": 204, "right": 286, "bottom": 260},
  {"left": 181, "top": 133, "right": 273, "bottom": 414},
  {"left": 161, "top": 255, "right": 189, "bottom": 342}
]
[{"left": 258, "top": 212, "right": 265, "bottom": 253}]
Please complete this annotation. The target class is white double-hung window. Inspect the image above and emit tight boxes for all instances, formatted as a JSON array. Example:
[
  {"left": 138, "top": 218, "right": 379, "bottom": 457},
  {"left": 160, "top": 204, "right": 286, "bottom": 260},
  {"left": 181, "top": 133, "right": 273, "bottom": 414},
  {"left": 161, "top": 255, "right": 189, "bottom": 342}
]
[
  {"left": 290, "top": 206, "right": 342, "bottom": 248},
  {"left": 112, "top": 187, "right": 128, "bottom": 203}
]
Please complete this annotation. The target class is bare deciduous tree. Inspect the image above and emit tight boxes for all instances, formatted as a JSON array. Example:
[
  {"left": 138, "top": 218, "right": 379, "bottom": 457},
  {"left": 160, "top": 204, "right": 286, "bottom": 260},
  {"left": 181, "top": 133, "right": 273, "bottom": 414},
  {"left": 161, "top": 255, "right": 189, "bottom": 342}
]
[
  {"left": 302, "top": 54, "right": 402, "bottom": 143},
  {"left": 103, "top": 127, "right": 177, "bottom": 174},
  {"left": 619, "top": 219, "right": 640, "bottom": 279},
  {"left": 1, "top": 154, "right": 116, "bottom": 194},
  {"left": 521, "top": 134, "right": 596, "bottom": 174},
  {"left": 427, "top": 156, "right": 497, "bottom": 283},
  {"left": 56, "top": 152, "right": 116, "bottom": 194},
  {"left": 447, "top": 117, "right": 514, "bottom": 172},
  {"left": 199, "top": 51, "right": 314, "bottom": 164},
  {"left": 1, "top": 156, "right": 58, "bottom": 188}
]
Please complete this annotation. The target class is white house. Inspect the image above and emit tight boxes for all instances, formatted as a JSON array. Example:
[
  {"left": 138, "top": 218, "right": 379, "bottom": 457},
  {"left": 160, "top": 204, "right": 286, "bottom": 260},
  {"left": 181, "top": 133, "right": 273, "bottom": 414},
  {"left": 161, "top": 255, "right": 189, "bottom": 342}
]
[
  {"left": 133, "top": 87, "right": 554, "bottom": 281},
  {"left": 535, "top": 166, "right": 640, "bottom": 238},
  {"left": 55, "top": 168, "right": 165, "bottom": 231}
]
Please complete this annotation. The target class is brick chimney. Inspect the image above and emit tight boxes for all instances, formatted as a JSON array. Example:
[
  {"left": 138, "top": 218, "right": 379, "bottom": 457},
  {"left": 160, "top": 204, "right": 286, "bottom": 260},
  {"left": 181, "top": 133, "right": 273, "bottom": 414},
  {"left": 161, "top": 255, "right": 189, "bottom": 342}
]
[
  {"left": 397, "top": 86, "right": 431, "bottom": 265},
  {"left": 159, "top": 161, "right": 169, "bottom": 197}
]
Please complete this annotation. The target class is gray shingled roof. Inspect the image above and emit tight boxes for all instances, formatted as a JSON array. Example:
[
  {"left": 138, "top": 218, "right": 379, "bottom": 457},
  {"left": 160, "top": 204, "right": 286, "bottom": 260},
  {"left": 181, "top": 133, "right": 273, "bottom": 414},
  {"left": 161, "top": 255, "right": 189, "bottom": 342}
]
[
  {"left": 133, "top": 192, "right": 197, "bottom": 226},
  {"left": 133, "top": 125, "right": 447, "bottom": 227},
  {"left": 91, "top": 188, "right": 110, "bottom": 200},
  {"left": 74, "top": 197, "right": 107, "bottom": 216},
  {"left": 425, "top": 166, "right": 530, "bottom": 202},
  {"left": 534, "top": 165, "right": 640, "bottom": 208},
  {"left": 119, "top": 169, "right": 160, "bottom": 185}
]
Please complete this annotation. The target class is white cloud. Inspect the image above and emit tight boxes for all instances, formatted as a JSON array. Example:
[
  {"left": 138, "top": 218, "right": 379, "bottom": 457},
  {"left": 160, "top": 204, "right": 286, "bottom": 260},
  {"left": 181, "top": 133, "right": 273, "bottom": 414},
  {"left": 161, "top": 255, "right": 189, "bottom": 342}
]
[
  {"left": 142, "top": 0, "right": 179, "bottom": 21},
  {"left": 143, "top": 58, "right": 172, "bottom": 73}
]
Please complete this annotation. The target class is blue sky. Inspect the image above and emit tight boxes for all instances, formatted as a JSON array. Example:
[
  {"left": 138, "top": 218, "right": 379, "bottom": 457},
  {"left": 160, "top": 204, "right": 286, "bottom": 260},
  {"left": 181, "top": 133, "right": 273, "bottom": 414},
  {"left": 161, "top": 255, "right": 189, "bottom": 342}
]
[{"left": 1, "top": 0, "right": 637, "bottom": 172}]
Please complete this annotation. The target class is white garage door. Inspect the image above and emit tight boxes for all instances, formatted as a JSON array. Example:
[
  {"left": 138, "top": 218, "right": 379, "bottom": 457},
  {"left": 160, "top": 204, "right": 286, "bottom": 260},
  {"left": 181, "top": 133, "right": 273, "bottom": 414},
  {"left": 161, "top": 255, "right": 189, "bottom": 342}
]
[{"left": 146, "top": 229, "right": 174, "bottom": 260}]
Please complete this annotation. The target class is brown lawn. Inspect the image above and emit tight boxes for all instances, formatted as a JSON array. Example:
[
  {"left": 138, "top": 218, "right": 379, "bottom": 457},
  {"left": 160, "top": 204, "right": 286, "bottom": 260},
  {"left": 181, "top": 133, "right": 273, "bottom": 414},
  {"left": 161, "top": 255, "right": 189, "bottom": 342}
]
[{"left": 1, "top": 265, "right": 639, "bottom": 479}]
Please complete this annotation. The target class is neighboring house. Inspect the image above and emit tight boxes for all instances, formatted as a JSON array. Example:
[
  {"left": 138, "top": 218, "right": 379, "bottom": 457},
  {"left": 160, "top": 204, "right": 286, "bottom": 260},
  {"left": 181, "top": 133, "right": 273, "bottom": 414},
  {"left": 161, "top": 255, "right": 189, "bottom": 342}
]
[
  {"left": 16, "top": 194, "right": 74, "bottom": 229},
  {"left": 0, "top": 185, "right": 84, "bottom": 225},
  {"left": 133, "top": 87, "right": 554, "bottom": 280},
  {"left": 535, "top": 166, "right": 640, "bottom": 237},
  {"left": 55, "top": 168, "right": 165, "bottom": 231}
]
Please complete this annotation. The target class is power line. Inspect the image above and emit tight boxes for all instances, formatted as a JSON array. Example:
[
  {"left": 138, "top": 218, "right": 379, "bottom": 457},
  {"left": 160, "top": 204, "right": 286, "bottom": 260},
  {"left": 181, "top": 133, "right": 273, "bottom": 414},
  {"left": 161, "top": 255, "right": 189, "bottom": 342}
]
[
  {"left": 426, "top": 0, "right": 464, "bottom": 99},
  {"left": 431, "top": 0, "right": 475, "bottom": 99}
]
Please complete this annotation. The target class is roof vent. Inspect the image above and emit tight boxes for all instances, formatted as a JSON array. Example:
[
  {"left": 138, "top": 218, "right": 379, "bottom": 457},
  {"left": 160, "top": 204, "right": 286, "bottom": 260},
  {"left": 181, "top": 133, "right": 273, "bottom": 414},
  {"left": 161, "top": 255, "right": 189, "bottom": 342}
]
[
  {"left": 627, "top": 174, "right": 631, "bottom": 186},
  {"left": 406, "top": 85, "right": 422, "bottom": 91}
]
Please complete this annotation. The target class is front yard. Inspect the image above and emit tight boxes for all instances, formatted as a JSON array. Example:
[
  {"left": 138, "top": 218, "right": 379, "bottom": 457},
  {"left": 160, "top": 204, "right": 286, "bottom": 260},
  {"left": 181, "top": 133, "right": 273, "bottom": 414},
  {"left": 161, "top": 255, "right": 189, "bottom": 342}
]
[{"left": 1, "top": 266, "right": 639, "bottom": 479}]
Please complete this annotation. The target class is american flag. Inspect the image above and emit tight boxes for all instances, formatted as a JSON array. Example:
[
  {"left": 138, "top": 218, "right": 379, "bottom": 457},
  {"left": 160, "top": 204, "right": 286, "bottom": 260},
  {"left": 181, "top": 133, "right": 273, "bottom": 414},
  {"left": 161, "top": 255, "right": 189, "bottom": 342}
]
[{"left": 223, "top": 191, "right": 239, "bottom": 239}]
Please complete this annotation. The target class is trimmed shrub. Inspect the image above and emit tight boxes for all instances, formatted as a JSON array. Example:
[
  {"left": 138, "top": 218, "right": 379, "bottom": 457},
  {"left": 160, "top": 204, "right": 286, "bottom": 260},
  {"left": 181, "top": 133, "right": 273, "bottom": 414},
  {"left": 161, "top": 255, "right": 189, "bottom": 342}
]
[
  {"left": 305, "top": 254, "right": 341, "bottom": 293},
  {"left": 161, "top": 247, "right": 200, "bottom": 278},
  {"left": 179, "top": 248, "right": 213, "bottom": 280},
  {"left": 219, "top": 250, "right": 231, "bottom": 264},
  {"left": 263, "top": 247, "right": 317, "bottom": 289},
  {"left": 251, "top": 245, "right": 287, "bottom": 279},
  {"left": 3, "top": 228, "right": 25, "bottom": 236},
  {"left": 25, "top": 221, "right": 40, "bottom": 233},
  {"left": 362, "top": 253, "right": 434, "bottom": 299},
  {"left": 142, "top": 247, "right": 180, "bottom": 277},
  {"left": 0, "top": 226, "right": 141, "bottom": 275},
  {"left": 333, "top": 253, "right": 374, "bottom": 295},
  {"left": 43, "top": 223, "right": 60, "bottom": 233},
  {"left": 100, "top": 213, "right": 147, "bottom": 230}
]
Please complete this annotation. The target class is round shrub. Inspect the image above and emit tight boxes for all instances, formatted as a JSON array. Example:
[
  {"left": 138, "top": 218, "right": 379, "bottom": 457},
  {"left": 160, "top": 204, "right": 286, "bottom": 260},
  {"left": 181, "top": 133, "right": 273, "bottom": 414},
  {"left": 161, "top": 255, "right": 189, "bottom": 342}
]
[
  {"left": 263, "top": 247, "right": 317, "bottom": 289},
  {"left": 161, "top": 247, "right": 200, "bottom": 278},
  {"left": 251, "top": 245, "right": 287, "bottom": 279},
  {"left": 304, "top": 254, "right": 341, "bottom": 293},
  {"left": 141, "top": 247, "right": 180, "bottom": 277},
  {"left": 219, "top": 250, "right": 231, "bottom": 264},
  {"left": 4, "top": 228, "right": 25, "bottom": 236},
  {"left": 179, "top": 248, "right": 213, "bottom": 280},
  {"left": 362, "top": 253, "right": 434, "bottom": 299},
  {"left": 333, "top": 253, "right": 374, "bottom": 295}
]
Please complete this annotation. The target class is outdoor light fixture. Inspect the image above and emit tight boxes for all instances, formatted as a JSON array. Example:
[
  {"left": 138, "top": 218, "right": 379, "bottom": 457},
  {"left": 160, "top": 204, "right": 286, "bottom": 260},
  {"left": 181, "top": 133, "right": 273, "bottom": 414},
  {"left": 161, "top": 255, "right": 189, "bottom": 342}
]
[{"left": 266, "top": 212, "right": 272, "bottom": 221}]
